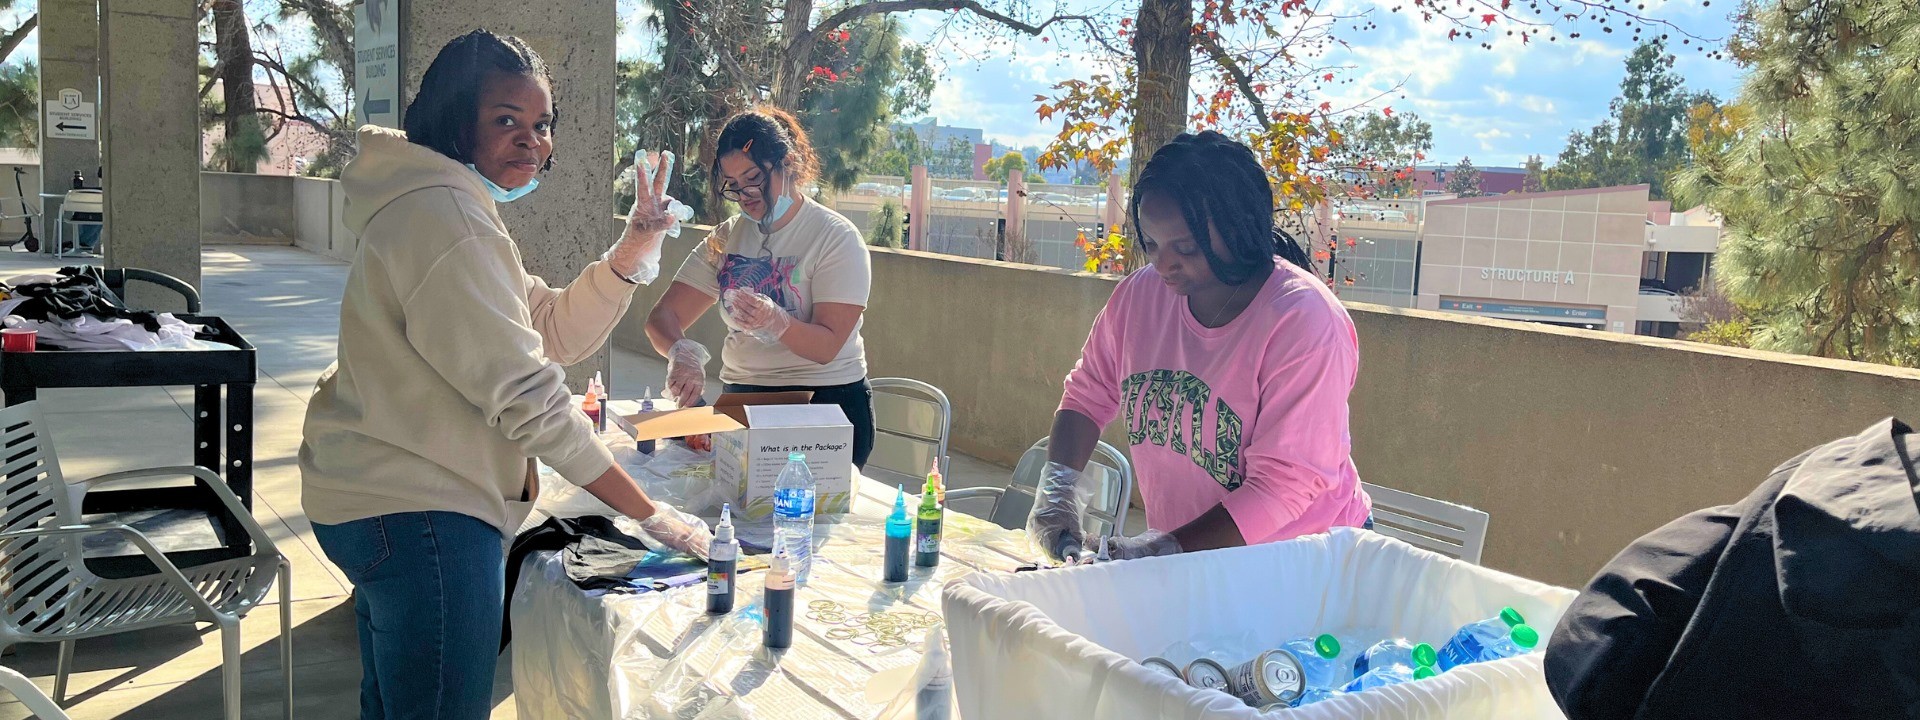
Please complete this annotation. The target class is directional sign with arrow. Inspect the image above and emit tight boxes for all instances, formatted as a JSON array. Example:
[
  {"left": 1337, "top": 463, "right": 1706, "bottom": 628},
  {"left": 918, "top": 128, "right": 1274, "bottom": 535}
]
[{"left": 46, "top": 89, "right": 95, "bottom": 141}]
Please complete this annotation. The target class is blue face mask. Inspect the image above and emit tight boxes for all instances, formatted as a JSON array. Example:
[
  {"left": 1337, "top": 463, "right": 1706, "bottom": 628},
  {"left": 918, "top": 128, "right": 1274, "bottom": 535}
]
[
  {"left": 466, "top": 164, "right": 540, "bottom": 203},
  {"left": 756, "top": 194, "right": 795, "bottom": 232}
]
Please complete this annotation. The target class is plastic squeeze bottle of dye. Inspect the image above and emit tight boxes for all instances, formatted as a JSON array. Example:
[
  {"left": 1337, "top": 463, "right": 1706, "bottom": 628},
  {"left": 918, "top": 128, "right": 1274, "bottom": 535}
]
[
  {"left": 706, "top": 503, "right": 739, "bottom": 614},
  {"left": 636, "top": 387, "right": 657, "bottom": 455},
  {"left": 581, "top": 378, "right": 602, "bottom": 431},
  {"left": 763, "top": 538, "right": 795, "bottom": 649},
  {"left": 914, "top": 460, "right": 944, "bottom": 568},
  {"left": 884, "top": 485, "right": 912, "bottom": 583}
]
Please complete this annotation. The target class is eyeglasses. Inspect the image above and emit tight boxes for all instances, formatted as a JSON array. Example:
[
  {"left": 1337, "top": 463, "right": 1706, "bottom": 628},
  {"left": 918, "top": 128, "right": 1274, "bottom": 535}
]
[
  {"left": 719, "top": 181, "right": 765, "bottom": 202},
  {"left": 720, "top": 168, "right": 770, "bottom": 202}
]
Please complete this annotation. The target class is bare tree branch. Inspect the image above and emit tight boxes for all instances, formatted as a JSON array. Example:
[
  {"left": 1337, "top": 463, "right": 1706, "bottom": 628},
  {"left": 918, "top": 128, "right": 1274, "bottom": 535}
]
[
  {"left": 1196, "top": 32, "right": 1270, "bottom": 131},
  {"left": 250, "top": 105, "right": 352, "bottom": 143},
  {"left": 0, "top": 13, "right": 36, "bottom": 64}
]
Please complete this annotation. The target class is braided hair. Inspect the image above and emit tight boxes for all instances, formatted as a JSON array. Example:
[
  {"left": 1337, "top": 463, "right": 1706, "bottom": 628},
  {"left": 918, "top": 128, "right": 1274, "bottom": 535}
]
[
  {"left": 404, "top": 29, "right": 557, "bottom": 171},
  {"left": 1128, "top": 131, "right": 1311, "bottom": 284}
]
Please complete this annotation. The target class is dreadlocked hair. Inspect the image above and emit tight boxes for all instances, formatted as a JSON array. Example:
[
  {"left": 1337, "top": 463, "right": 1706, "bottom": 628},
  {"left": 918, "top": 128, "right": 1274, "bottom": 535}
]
[
  {"left": 404, "top": 29, "right": 557, "bottom": 171},
  {"left": 1128, "top": 131, "right": 1311, "bottom": 284}
]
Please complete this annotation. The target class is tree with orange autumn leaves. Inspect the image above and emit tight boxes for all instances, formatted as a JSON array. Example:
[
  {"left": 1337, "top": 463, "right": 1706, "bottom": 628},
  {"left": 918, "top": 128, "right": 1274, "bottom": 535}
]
[{"left": 1031, "top": 0, "right": 1723, "bottom": 268}]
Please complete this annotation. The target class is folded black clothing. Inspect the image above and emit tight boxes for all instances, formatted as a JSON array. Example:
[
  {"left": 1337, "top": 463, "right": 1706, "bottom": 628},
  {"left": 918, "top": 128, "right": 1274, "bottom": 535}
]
[{"left": 4, "top": 266, "right": 163, "bottom": 333}]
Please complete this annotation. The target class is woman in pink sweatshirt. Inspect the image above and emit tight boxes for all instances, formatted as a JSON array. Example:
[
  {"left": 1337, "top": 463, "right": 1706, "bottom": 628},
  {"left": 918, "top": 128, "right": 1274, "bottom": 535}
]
[{"left": 1029, "top": 131, "right": 1373, "bottom": 562}]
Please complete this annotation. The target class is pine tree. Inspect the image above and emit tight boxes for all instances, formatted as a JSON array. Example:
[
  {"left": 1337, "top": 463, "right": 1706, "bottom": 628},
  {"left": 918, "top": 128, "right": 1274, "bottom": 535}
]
[
  {"left": 1545, "top": 39, "right": 1714, "bottom": 199},
  {"left": 1673, "top": 0, "right": 1920, "bottom": 366},
  {"left": 802, "top": 16, "right": 931, "bottom": 193},
  {"left": 867, "top": 199, "right": 904, "bottom": 248},
  {"left": 1444, "top": 157, "right": 1484, "bottom": 197},
  {"left": 0, "top": 61, "right": 37, "bottom": 149}
]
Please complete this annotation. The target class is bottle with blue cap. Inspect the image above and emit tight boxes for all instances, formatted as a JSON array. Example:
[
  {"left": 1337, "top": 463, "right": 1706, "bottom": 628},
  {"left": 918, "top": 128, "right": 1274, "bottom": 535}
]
[{"left": 884, "top": 485, "right": 912, "bottom": 583}]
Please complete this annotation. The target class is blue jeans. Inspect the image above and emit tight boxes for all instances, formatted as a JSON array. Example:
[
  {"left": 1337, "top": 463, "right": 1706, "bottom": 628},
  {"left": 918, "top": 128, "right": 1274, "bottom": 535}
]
[{"left": 313, "top": 512, "right": 505, "bottom": 720}]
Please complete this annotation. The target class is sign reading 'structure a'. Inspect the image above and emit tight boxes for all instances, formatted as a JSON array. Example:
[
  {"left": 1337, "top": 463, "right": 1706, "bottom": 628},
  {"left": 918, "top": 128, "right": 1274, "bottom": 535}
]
[
  {"left": 46, "top": 88, "right": 95, "bottom": 141},
  {"left": 1480, "top": 266, "right": 1578, "bottom": 285}
]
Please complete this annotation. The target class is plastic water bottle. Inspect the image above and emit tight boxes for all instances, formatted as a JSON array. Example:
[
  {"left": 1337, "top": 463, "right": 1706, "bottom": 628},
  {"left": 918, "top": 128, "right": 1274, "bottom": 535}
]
[
  {"left": 1342, "top": 662, "right": 1435, "bottom": 693},
  {"left": 1352, "top": 639, "right": 1436, "bottom": 678},
  {"left": 773, "top": 452, "right": 816, "bottom": 584},
  {"left": 1437, "top": 607, "right": 1530, "bottom": 670},
  {"left": 1438, "top": 622, "right": 1540, "bottom": 670},
  {"left": 1280, "top": 634, "right": 1348, "bottom": 689},
  {"left": 1295, "top": 687, "right": 1342, "bottom": 706}
]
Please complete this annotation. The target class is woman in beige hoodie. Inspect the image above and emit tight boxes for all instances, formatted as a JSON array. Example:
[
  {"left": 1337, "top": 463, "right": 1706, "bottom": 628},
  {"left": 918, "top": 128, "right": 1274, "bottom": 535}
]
[{"left": 298, "top": 30, "right": 707, "bottom": 719}]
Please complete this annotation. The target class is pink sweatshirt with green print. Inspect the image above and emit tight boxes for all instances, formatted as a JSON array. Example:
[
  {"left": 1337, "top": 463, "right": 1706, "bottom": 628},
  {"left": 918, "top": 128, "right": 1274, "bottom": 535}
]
[{"left": 1059, "top": 258, "right": 1373, "bottom": 544}]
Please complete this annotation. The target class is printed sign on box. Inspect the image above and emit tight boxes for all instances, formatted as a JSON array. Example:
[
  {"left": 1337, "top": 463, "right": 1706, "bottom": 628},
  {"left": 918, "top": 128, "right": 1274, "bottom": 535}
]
[
  {"left": 711, "top": 404, "right": 854, "bottom": 521},
  {"left": 615, "top": 392, "right": 854, "bottom": 521}
]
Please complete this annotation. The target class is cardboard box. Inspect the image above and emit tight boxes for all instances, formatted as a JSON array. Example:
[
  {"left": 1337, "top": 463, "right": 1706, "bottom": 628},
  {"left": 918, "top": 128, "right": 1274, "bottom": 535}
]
[{"left": 617, "top": 392, "right": 855, "bottom": 521}]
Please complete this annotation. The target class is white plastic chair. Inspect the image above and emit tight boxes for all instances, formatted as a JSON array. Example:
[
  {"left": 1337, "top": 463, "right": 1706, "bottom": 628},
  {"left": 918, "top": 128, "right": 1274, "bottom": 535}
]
[
  {"left": 1362, "top": 482, "right": 1489, "bottom": 565},
  {"left": 947, "top": 437, "right": 1134, "bottom": 539},
  {"left": 0, "top": 401, "right": 291, "bottom": 720},
  {"left": 0, "top": 665, "right": 70, "bottom": 719},
  {"left": 865, "top": 378, "right": 952, "bottom": 487}
]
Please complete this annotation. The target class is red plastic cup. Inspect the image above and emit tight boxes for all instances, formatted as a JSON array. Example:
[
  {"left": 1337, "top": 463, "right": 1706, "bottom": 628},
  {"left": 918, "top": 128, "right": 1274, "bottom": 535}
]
[{"left": 1, "top": 328, "right": 35, "bottom": 353}]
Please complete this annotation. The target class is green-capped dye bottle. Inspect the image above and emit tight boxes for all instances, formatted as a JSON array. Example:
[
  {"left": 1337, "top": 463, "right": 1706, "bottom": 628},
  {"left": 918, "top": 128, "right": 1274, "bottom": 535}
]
[{"left": 915, "top": 460, "right": 944, "bottom": 568}]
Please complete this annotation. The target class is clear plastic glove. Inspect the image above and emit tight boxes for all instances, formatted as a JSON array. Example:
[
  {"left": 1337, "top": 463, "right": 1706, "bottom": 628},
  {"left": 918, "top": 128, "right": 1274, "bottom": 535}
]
[
  {"left": 720, "top": 288, "right": 793, "bottom": 343},
  {"left": 1106, "top": 529, "right": 1182, "bottom": 560},
  {"left": 665, "top": 338, "right": 709, "bottom": 408},
  {"left": 1027, "top": 461, "right": 1093, "bottom": 562},
  {"left": 636, "top": 500, "right": 714, "bottom": 560},
  {"left": 605, "top": 150, "right": 693, "bottom": 285}
]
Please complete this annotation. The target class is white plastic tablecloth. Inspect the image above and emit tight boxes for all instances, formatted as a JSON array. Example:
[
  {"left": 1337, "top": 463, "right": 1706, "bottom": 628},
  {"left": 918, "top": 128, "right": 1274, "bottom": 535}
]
[{"left": 511, "top": 470, "right": 1038, "bottom": 719}]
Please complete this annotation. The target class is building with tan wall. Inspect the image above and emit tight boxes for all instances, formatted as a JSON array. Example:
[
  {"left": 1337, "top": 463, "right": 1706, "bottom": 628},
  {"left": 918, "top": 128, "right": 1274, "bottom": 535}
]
[{"left": 1323, "top": 185, "right": 1722, "bottom": 337}]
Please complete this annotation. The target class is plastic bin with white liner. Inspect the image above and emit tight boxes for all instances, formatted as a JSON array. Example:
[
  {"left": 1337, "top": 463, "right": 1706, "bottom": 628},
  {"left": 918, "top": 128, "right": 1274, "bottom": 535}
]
[{"left": 940, "top": 528, "right": 1578, "bottom": 719}]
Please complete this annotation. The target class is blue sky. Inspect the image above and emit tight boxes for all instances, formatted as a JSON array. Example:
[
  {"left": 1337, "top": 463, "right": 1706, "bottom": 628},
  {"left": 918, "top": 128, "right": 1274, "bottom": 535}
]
[
  {"left": 621, "top": 0, "right": 1742, "bottom": 169},
  {"left": 0, "top": 0, "right": 1738, "bottom": 171}
]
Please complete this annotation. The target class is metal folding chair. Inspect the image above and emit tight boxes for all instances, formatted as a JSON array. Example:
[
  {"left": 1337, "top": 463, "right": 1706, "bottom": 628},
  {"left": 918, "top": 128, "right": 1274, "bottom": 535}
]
[
  {"left": 947, "top": 437, "right": 1134, "bottom": 539},
  {"left": 0, "top": 401, "right": 291, "bottom": 720},
  {"left": 1362, "top": 482, "right": 1490, "bottom": 565},
  {"left": 865, "top": 378, "right": 952, "bottom": 488}
]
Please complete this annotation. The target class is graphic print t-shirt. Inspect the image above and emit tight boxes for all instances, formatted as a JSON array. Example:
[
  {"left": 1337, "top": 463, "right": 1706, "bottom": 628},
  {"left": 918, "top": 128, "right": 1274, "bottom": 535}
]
[
  {"left": 1058, "top": 259, "right": 1372, "bottom": 544},
  {"left": 673, "top": 199, "right": 871, "bottom": 386}
]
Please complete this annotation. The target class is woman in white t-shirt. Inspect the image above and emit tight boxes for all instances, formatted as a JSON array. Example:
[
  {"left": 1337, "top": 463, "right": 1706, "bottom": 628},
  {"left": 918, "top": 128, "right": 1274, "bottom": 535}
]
[{"left": 644, "top": 107, "right": 877, "bottom": 466}]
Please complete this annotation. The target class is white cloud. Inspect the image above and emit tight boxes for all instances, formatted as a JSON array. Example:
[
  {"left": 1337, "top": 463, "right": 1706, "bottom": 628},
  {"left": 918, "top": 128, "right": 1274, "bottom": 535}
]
[
  {"left": 1518, "top": 95, "right": 1557, "bottom": 114},
  {"left": 1485, "top": 86, "right": 1513, "bottom": 106}
]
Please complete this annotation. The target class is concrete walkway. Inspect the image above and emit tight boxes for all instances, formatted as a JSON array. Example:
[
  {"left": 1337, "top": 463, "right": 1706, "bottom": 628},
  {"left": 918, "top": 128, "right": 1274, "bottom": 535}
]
[{"left": 0, "top": 245, "right": 1016, "bottom": 719}]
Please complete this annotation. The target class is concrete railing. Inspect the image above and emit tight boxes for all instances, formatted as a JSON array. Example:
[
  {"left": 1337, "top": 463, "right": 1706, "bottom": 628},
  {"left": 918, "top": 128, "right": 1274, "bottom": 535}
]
[
  {"left": 610, "top": 218, "right": 1920, "bottom": 588},
  {"left": 196, "top": 172, "right": 354, "bottom": 261}
]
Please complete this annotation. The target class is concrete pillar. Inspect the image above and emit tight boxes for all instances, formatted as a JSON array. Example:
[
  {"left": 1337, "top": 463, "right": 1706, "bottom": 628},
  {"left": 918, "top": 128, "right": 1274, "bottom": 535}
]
[
  {"left": 100, "top": 0, "right": 200, "bottom": 312},
  {"left": 1004, "top": 168, "right": 1025, "bottom": 262},
  {"left": 37, "top": 0, "right": 101, "bottom": 247},
  {"left": 398, "top": 0, "right": 618, "bottom": 388},
  {"left": 908, "top": 165, "right": 931, "bottom": 251},
  {"left": 1103, "top": 172, "right": 1125, "bottom": 231}
]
